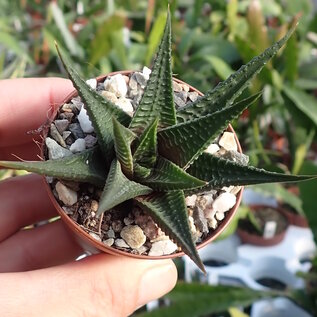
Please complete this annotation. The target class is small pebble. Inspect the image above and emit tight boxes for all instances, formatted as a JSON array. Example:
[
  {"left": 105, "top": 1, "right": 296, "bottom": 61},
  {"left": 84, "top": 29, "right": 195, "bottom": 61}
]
[
  {"left": 115, "top": 97, "right": 134, "bottom": 116},
  {"left": 219, "top": 132, "right": 238, "bottom": 151},
  {"left": 104, "top": 74, "right": 127, "bottom": 97},
  {"left": 46, "top": 137, "right": 72, "bottom": 160},
  {"left": 215, "top": 212, "right": 225, "bottom": 221},
  {"left": 115, "top": 238, "right": 129, "bottom": 248},
  {"left": 106, "top": 229, "right": 115, "bottom": 239},
  {"left": 142, "top": 66, "right": 151, "bottom": 80},
  {"left": 212, "top": 192, "right": 237, "bottom": 213},
  {"left": 84, "top": 135, "right": 98, "bottom": 148},
  {"left": 128, "top": 75, "right": 138, "bottom": 90},
  {"left": 71, "top": 97, "right": 84, "bottom": 110},
  {"left": 185, "top": 194, "right": 197, "bottom": 207},
  {"left": 69, "top": 123, "right": 85, "bottom": 139},
  {"left": 120, "top": 225, "right": 146, "bottom": 249},
  {"left": 103, "top": 238, "right": 114, "bottom": 246},
  {"left": 50, "top": 124, "right": 66, "bottom": 147},
  {"left": 124, "top": 217, "right": 134, "bottom": 226},
  {"left": 174, "top": 94, "right": 186, "bottom": 107},
  {"left": 62, "top": 131, "right": 72, "bottom": 140},
  {"left": 78, "top": 107, "right": 94, "bottom": 133},
  {"left": 55, "top": 181, "right": 78, "bottom": 206},
  {"left": 86, "top": 78, "right": 97, "bottom": 90},
  {"left": 134, "top": 72, "right": 148, "bottom": 88},
  {"left": 70, "top": 138, "right": 86, "bottom": 153},
  {"left": 188, "top": 91, "right": 198, "bottom": 102},
  {"left": 134, "top": 245, "right": 148, "bottom": 255},
  {"left": 222, "top": 151, "right": 249, "bottom": 166},
  {"left": 193, "top": 207, "right": 209, "bottom": 234},
  {"left": 173, "top": 81, "right": 182, "bottom": 92},
  {"left": 55, "top": 119, "right": 69, "bottom": 134},
  {"left": 101, "top": 90, "right": 117, "bottom": 103},
  {"left": 89, "top": 232, "right": 101, "bottom": 242},
  {"left": 148, "top": 239, "right": 178, "bottom": 256},
  {"left": 231, "top": 186, "right": 242, "bottom": 195},
  {"left": 91, "top": 200, "right": 99, "bottom": 212},
  {"left": 204, "top": 143, "right": 220, "bottom": 155},
  {"left": 208, "top": 217, "right": 218, "bottom": 229}
]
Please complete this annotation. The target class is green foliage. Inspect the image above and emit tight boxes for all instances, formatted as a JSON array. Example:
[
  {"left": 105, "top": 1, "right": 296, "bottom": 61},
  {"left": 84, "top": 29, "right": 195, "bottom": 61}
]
[
  {"left": 135, "top": 282, "right": 276, "bottom": 317},
  {"left": 1, "top": 8, "right": 316, "bottom": 273}
]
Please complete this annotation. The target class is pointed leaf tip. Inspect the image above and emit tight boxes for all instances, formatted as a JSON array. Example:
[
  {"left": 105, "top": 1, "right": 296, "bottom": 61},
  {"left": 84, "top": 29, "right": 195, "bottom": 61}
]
[
  {"left": 129, "top": 8, "right": 176, "bottom": 132},
  {"left": 133, "top": 117, "right": 159, "bottom": 168},
  {"left": 112, "top": 116, "right": 136, "bottom": 177},
  {"left": 177, "top": 24, "right": 297, "bottom": 122},
  {"left": 135, "top": 191, "right": 205, "bottom": 273},
  {"left": 97, "top": 159, "right": 152, "bottom": 216}
]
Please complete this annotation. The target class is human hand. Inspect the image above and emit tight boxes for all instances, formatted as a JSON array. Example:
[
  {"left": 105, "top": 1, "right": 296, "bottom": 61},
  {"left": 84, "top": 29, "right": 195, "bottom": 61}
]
[{"left": 0, "top": 78, "right": 177, "bottom": 317}]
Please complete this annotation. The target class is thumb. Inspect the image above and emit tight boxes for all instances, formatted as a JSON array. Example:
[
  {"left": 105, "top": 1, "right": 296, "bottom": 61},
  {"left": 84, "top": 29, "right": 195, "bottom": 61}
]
[{"left": 0, "top": 254, "right": 177, "bottom": 317}]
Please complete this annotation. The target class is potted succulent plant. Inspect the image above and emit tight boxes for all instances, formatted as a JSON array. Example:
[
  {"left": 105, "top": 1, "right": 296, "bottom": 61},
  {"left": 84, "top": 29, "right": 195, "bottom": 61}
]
[
  {"left": 0, "top": 11, "right": 315, "bottom": 273},
  {"left": 237, "top": 205, "right": 289, "bottom": 246}
]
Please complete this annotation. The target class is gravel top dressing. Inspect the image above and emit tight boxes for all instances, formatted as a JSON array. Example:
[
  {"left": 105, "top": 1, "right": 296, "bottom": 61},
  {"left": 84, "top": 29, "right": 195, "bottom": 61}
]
[{"left": 46, "top": 68, "right": 248, "bottom": 256}]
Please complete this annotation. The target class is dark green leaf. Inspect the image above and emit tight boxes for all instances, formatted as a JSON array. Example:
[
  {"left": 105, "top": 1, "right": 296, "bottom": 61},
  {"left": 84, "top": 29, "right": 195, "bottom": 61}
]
[
  {"left": 158, "top": 93, "right": 261, "bottom": 168},
  {"left": 0, "top": 148, "right": 106, "bottom": 187},
  {"left": 136, "top": 283, "right": 276, "bottom": 317},
  {"left": 138, "top": 157, "right": 206, "bottom": 191},
  {"left": 56, "top": 44, "right": 131, "bottom": 162},
  {"left": 129, "top": 9, "right": 176, "bottom": 133},
  {"left": 187, "top": 153, "right": 317, "bottom": 194},
  {"left": 283, "top": 84, "right": 317, "bottom": 126},
  {"left": 176, "top": 25, "right": 296, "bottom": 122},
  {"left": 112, "top": 117, "right": 136, "bottom": 177},
  {"left": 97, "top": 159, "right": 152, "bottom": 215},
  {"left": 135, "top": 191, "right": 205, "bottom": 273},
  {"left": 133, "top": 118, "right": 159, "bottom": 168},
  {"left": 134, "top": 163, "right": 152, "bottom": 178}
]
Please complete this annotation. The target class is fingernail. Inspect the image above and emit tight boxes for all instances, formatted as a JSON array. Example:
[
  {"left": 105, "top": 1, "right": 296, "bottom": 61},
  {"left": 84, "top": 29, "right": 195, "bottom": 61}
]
[{"left": 137, "top": 260, "right": 177, "bottom": 308}]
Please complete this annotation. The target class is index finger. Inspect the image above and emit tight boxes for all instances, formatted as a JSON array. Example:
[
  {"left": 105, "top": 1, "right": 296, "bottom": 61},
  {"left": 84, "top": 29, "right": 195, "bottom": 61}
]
[{"left": 0, "top": 77, "right": 74, "bottom": 147}]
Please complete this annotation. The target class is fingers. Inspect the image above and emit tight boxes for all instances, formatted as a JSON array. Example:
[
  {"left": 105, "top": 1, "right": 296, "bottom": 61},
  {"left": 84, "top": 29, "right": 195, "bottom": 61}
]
[
  {"left": 0, "top": 174, "right": 57, "bottom": 241},
  {"left": 0, "top": 77, "right": 74, "bottom": 147},
  {"left": 0, "top": 141, "right": 41, "bottom": 161},
  {"left": 0, "top": 255, "right": 177, "bottom": 317},
  {"left": 0, "top": 220, "right": 83, "bottom": 273}
]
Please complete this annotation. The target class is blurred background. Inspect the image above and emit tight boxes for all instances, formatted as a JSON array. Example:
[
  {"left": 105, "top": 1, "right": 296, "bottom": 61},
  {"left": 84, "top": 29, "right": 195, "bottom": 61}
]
[{"left": 1, "top": 0, "right": 317, "bottom": 316}]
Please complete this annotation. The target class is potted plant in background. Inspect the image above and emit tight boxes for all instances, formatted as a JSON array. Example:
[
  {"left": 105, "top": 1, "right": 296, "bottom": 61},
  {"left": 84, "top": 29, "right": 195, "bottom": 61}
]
[
  {"left": 237, "top": 205, "right": 289, "bottom": 246},
  {"left": 0, "top": 10, "right": 315, "bottom": 273}
]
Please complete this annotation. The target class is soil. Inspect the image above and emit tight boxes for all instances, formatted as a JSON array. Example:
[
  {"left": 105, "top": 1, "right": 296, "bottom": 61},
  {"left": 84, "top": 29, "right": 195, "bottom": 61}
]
[
  {"left": 44, "top": 70, "right": 244, "bottom": 256},
  {"left": 238, "top": 207, "right": 288, "bottom": 236}
]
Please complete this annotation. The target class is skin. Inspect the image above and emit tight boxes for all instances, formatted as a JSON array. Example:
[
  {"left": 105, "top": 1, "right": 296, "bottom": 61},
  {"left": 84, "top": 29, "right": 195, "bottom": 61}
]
[{"left": 0, "top": 78, "right": 177, "bottom": 317}]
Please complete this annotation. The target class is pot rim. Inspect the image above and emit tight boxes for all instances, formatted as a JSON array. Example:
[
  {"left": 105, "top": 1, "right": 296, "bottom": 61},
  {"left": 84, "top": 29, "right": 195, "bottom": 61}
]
[{"left": 42, "top": 70, "right": 244, "bottom": 260}]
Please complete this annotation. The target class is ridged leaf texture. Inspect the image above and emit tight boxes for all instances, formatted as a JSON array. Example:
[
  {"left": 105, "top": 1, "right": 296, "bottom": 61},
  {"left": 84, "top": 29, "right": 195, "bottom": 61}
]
[
  {"left": 133, "top": 118, "right": 159, "bottom": 168},
  {"left": 158, "top": 93, "right": 261, "bottom": 168},
  {"left": 138, "top": 157, "right": 206, "bottom": 191},
  {"left": 134, "top": 191, "right": 205, "bottom": 273},
  {"left": 0, "top": 148, "right": 106, "bottom": 187},
  {"left": 2, "top": 16, "right": 312, "bottom": 274},
  {"left": 112, "top": 117, "right": 136, "bottom": 177},
  {"left": 187, "top": 153, "right": 317, "bottom": 193},
  {"left": 129, "top": 10, "right": 176, "bottom": 133},
  {"left": 56, "top": 44, "right": 130, "bottom": 162},
  {"left": 176, "top": 25, "right": 296, "bottom": 122},
  {"left": 97, "top": 159, "right": 152, "bottom": 215}
]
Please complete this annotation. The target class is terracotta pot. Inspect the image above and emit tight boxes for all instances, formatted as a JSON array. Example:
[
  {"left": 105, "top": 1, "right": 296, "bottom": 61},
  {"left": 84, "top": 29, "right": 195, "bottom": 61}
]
[
  {"left": 278, "top": 206, "right": 309, "bottom": 228},
  {"left": 237, "top": 205, "right": 288, "bottom": 247},
  {"left": 42, "top": 70, "right": 244, "bottom": 260}
]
